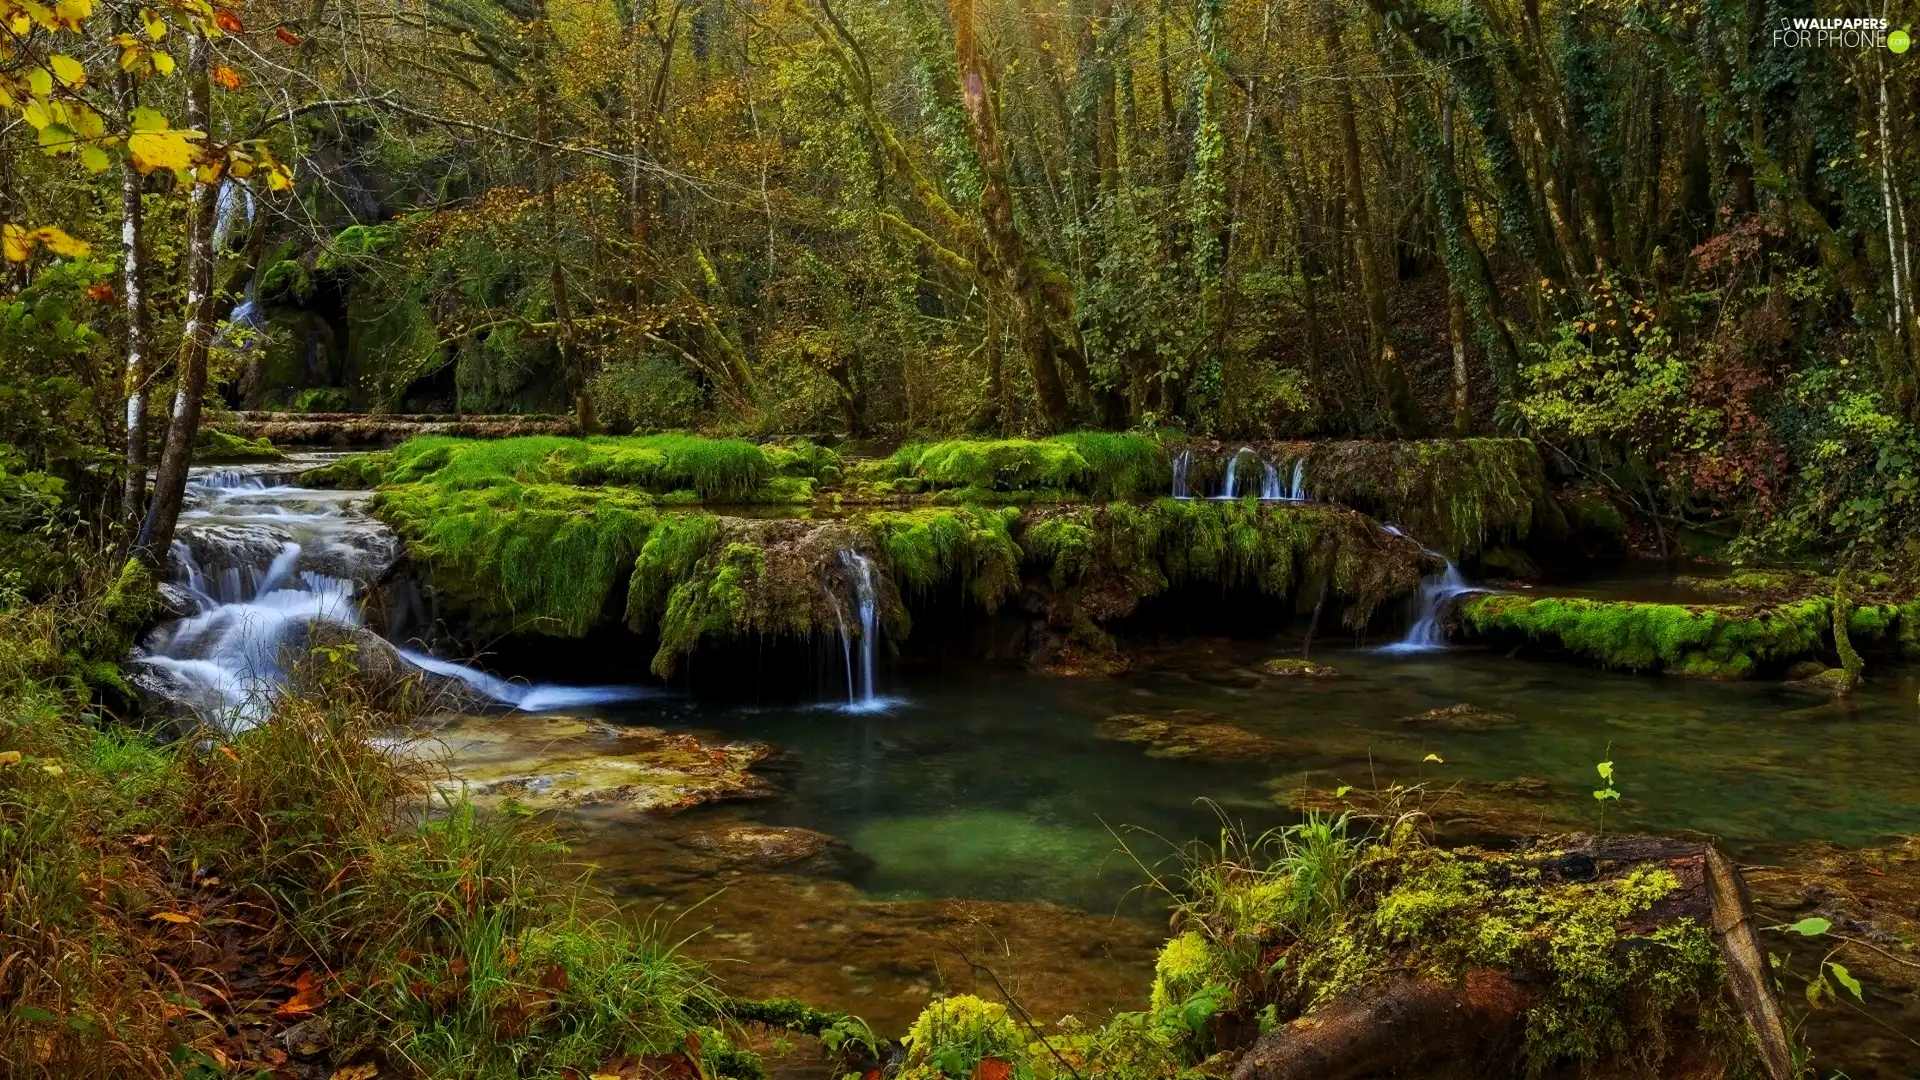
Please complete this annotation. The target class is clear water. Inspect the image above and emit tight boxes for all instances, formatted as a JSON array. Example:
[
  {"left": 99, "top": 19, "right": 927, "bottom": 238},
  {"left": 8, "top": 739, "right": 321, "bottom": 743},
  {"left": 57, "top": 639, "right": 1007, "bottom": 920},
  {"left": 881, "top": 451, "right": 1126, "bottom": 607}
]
[{"left": 589, "top": 641, "right": 1920, "bottom": 910}]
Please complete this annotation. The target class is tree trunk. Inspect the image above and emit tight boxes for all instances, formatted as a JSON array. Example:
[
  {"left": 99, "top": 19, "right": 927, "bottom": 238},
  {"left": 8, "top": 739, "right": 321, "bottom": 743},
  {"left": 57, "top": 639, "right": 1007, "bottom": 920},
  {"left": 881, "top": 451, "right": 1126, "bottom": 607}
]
[
  {"left": 1325, "top": 0, "right": 1421, "bottom": 433},
  {"left": 948, "top": 0, "right": 1073, "bottom": 430},
  {"left": 116, "top": 44, "right": 155, "bottom": 531},
  {"left": 532, "top": 0, "right": 597, "bottom": 433},
  {"left": 134, "top": 37, "right": 217, "bottom": 567}
]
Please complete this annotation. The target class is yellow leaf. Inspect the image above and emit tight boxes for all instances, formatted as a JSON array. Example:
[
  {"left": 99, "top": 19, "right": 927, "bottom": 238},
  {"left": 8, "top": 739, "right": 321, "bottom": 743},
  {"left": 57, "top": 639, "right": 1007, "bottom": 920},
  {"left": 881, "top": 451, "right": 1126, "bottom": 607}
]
[
  {"left": 128, "top": 128, "right": 193, "bottom": 172},
  {"left": 51, "top": 0, "right": 89, "bottom": 28},
  {"left": 21, "top": 100, "right": 51, "bottom": 130},
  {"left": 72, "top": 104, "right": 104, "bottom": 139},
  {"left": 38, "top": 763, "right": 63, "bottom": 777},
  {"left": 49, "top": 53, "right": 84, "bottom": 87},
  {"left": 151, "top": 911, "right": 196, "bottom": 924},
  {"left": 149, "top": 49, "right": 174, "bottom": 76},
  {"left": 1, "top": 225, "right": 30, "bottom": 262},
  {"left": 0, "top": 749, "right": 20, "bottom": 767},
  {"left": 142, "top": 8, "right": 166, "bottom": 39},
  {"left": 79, "top": 145, "right": 110, "bottom": 172},
  {"left": 228, "top": 156, "right": 253, "bottom": 178},
  {"left": 32, "top": 225, "right": 89, "bottom": 257},
  {"left": 265, "top": 163, "right": 293, "bottom": 191},
  {"left": 26, "top": 67, "right": 52, "bottom": 99},
  {"left": 129, "top": 105, "right": 168, "bottom": 132}
]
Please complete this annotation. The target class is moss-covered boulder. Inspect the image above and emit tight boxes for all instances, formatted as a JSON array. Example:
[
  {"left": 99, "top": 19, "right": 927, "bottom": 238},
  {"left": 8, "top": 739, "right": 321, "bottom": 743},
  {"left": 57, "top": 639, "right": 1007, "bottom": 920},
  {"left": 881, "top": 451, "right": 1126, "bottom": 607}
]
[
  {"left": 1458, "top": 593, "right": 1905, "bottom": 679},
  {"left": 1100, "top": 711, "right": 1299, "bottom": 759},
  {"left": 859, "top": 432, "right": 1169, "bottom": 502},
  {"left": 1261, "top": 658, "right": 1339, "bottom": 678},
  {"left": 194, "top": 428, "right": 284, "bottom": 463}
]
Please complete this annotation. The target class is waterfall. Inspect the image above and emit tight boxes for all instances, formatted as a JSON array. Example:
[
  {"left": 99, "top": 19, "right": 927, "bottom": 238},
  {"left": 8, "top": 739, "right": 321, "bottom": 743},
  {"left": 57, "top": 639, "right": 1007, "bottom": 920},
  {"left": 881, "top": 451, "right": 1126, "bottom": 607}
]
[
  {"left": 1259, "top": 459, "right": 1283, "bottom": 501},
  {"left": 212, "top": 180, "right": 254, "bottom": 253},
  {"left": 1287, "top": 458, "right": 1308, "bottom": 501},
  {"left": 1215, "top": 447, "right": 1259, "bottom": 500},
  {"left": 1172, "top": 449, "right": 1193, "bottom": 499},
  {"left": 834, "top": 549, "right": 894, "bottom": 713},
  {"left": 1377, "top": 525, "right": 1479, "bottom": 653},
  {"left": 133, "top": 459, "right": 646, "bottom": 729}
]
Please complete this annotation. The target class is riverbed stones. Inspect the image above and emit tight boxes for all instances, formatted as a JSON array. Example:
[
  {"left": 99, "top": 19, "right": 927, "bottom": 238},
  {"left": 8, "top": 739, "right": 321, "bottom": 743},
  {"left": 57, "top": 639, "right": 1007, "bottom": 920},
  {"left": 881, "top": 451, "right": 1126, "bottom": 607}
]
[
  {"left": 1398, "top": 703, "right": 1520, "bottom": 731},
  {"left": 1262, "top": 658, "right": 1340, "bottom": 678},
  {"left": 1100, "top": 710, "right": 1294, "bottom": 759},
  {"left": 401, "top": 713, "right": 774, "bottom": 813},
  {"left": 681, "top": 823, "right": 853, "bottom": 872}
]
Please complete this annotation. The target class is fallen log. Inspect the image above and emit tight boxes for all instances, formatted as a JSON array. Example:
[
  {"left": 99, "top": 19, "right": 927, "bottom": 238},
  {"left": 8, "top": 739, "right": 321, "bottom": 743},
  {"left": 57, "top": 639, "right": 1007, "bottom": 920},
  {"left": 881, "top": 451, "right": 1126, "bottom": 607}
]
[
  {"left": 206, "top": 412, "right": 575, "bottom": 447},
  {"left": 1226, "top": 835, "right": 1794, "bottom": 1080}
]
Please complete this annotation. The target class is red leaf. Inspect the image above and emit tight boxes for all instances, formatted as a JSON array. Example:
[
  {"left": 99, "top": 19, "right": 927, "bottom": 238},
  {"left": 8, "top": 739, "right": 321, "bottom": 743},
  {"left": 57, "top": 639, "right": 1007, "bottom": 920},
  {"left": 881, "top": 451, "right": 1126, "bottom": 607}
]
[
  {"left": 274, "top": 25, "right": 302, "bottom": 46},
  {"left": 214, "top": 9, "right": 244, "bottom": 32},
  {"left": 974, "top": 1059, "right": 1013, "bottom": 1080}
]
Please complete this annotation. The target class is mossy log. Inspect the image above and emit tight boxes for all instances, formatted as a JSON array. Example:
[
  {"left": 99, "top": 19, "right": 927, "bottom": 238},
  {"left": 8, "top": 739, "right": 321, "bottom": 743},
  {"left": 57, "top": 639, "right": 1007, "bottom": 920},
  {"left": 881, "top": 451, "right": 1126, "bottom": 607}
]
[
  {"left": 1230, "top": 837, "right": 1792, "bottom": 1080},
  {"left": 211, "top": 412, "right": 576, "bottom": 446}
]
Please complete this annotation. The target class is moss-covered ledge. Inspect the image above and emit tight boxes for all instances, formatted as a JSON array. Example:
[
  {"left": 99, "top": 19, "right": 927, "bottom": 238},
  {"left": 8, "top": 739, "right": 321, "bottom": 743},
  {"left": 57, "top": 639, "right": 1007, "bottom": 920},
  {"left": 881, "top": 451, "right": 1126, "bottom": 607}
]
[{"left": 1458, "top": 592, "right": 1909, "bottom": 679}]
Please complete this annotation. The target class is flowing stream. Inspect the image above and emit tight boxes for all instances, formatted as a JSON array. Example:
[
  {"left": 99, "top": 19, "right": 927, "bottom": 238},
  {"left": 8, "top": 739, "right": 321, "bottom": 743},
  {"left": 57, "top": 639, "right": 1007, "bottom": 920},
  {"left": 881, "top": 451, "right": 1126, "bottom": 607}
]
[
  {"left": 1379, "top": 524, "right": 1480, "bottom": 653},
  {"left": 132, "top": 459, "right": 646, "bottom": 728}
]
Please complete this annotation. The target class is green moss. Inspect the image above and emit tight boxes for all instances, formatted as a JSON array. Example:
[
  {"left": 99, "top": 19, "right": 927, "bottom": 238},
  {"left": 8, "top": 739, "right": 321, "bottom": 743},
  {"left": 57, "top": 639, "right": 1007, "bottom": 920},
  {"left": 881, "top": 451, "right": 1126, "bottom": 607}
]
[
  {"left": 256, "top": 258, "right": 313, "bottom": 304},
  {"left": 625, "top": 514, "right": 721, "bottom": 630},
  {"left": 1291, "top": 847, "right": 1740, "bottom": 1076},
  {"left": 375, "top": 481, "right": 663, "bottom": 636},
  {"left": 1298, "top": 438, "right": 1563, "bottom": 559},
  {"left": 195, "top": 429, "right": 283, "bottom": 463},
  {"left": 1460, "top": 594, "right": 1835, "bottom": 678},
  {"left": 1148, "top": 931, "right": 1224, "bottom": 1012},
  {"left": 377, "top": 434, "right": 807, "bottom": 502},
  {"left": 300, "top": 451, "right": 392, "bottom": 489},
  {"left": 881, "top": 433, "right": 1169, "bottom": 501},
  {"left": 861, "top": 506, "right": 1022, "bottom": 609},
  {"left": 1022, "top": 499, "right": 1426, "bottom": 628}
]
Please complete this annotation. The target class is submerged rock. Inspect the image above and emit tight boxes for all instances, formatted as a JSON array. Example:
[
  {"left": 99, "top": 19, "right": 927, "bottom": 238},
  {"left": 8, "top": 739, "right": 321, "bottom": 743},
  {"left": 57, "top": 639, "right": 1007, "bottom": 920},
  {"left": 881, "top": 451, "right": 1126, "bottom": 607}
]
[
  {"left": 1262, "top": 658, "right": 1340, "bottom": 678},
  {"left": 403, "top": 714, "right": 774, "bottom": 813},
  {"left": 681, "top": 823, "right": 854, "bottom": 872},
  {"left": 1398, "top": 702, "right": 1520, "bottom": 731},
  {"left": 1100, "top": 710, "right": 1296, "bottom": 759}
]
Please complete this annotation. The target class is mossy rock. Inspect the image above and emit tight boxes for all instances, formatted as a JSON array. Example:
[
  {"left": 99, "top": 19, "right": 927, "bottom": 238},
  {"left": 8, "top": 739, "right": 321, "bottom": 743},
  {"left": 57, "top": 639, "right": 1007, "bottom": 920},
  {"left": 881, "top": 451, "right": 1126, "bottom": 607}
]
[
  {"left": 1399, "top": 703, "right": 1520, "bottom": 732},
  {"left": 1291, "top": 438, "right": 1565, "bottom": 560},
  {"left": 1262, "top": 658, "right": 1340, "bottom": 678},
  {"left": 1459, "top": 593, "right": 1838, "bottom": 679},
  {"left": 1099, "top": 710, "right": 1297, "bottom": 759},
  {"left": 195, "top": 428, "right": 283, "bottom": 463}
]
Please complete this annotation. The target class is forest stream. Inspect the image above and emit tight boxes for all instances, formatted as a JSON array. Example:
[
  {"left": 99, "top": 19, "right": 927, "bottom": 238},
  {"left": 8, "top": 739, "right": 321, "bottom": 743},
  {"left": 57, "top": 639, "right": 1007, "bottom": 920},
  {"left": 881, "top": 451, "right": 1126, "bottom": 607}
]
[{"left": 123, "top": 453, "right": 1920, "bottom": 1077}]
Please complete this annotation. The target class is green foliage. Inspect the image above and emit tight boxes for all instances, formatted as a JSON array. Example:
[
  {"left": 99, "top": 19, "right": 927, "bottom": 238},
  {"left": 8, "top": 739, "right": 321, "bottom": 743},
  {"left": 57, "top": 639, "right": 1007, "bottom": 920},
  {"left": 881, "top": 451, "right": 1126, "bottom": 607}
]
[
  {"left": 380, "top": 434, "right": 794, "bottom": 502},
  {"left": 862, "top": 506, "right": 1022, "bottom": 608},
  {"left": 900, "top": 995, "right": 1031, "bottom": 1080},
  {"left": 592, "top": 350, "right": 707, "bottom": 432},
  {"left": 1460, "top": 594, "right": 1839, "bottom": 678}
]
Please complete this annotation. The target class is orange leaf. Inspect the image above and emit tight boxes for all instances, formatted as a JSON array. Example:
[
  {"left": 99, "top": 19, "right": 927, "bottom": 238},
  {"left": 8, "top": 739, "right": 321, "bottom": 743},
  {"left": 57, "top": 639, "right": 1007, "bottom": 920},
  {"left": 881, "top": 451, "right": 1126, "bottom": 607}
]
[
  {"left": 217, "top": 745, "right": 240, "bottom": 762},
  {"left": 973, "top": 1059, "right": 1013, "bottom": 1080},
  {"left": 277, "top": 970, "right": 325, "bottom": 1016},
  {"left": 213, "top": 9, "right": 243, "bottom": 32},
  {"left": 274, "top": 24, "right": 301, "bottom": 45},
  {"left": 211, "top": 65, "right": 242, "bottom": 91},
  {"left": 85, "top": 283, "right": 115, "bottom": 302}
]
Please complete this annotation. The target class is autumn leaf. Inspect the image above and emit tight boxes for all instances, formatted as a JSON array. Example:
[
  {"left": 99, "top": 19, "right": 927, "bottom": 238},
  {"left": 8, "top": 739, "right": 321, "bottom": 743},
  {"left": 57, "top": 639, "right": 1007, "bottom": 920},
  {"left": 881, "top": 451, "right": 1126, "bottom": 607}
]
[
  {"left": 79, "top": 145, "right": 110, "bottom": 173},
  {"left": 330, "top": 1064, "right": 378, "bottom": 1080},
  {"left": 152, "top": 911, "right": 197, "bottom": 924},
  {"left": 277, "top": 970, "right": 326, "bottom": 1015},
  {"left": 213, "top": 8, "right": 243, "bottom": 32},
  {"left": 128, "top": 128, "right": 197, "bottom": 173},
  {"left": 32, "top": 226, "right": 88, "bottom": 257},
  {"left": 274, "top": 24, "right": 302, "bottom": 45},
  {"left": 141, "top": 9, "right": 166, "bottom": 39},
  {"left": 211, "top": 65, "right": 242, "bottom": 91},
  {"left": 50, "top": 54, "right": 86, "bottom": 87},
  {"left": 0, "top": 749, "right": 20, "bottom": 767}
]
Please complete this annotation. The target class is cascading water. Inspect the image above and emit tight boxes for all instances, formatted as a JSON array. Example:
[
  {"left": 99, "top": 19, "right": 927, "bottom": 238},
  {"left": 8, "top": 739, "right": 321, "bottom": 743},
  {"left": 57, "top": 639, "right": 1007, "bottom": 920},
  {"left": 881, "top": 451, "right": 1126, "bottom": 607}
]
[
  {"left": 1259, "top": 460, "right": 1283, "bottom": 501},
  {"left": 1214, "top": 447, "right": 1259, "bottom": 500},
  {"left": 833, "top": 549, "right": 896, "bottom": 713},
  {"left": 1377, "top": 524, "right": 1479, "bottom": 653},
  {"left": 1171, "top": 449, "right": 1193, "bottom": 499},
  {"left": 1286, "top": 458, "right": 1308, "bottom": 501},
  {"left": 132, "top": 458, "right": 646, "bottom": 729}
]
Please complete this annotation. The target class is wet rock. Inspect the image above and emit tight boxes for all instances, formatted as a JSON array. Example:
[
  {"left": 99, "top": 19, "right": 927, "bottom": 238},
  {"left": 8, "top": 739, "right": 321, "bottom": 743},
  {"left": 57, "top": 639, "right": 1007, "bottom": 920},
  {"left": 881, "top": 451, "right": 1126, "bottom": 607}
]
[
  {"left": 681, "top": 823, "right": 856, "bottom": 873},
  {"left": 1262, "top": 658, "right": 1340, "bottom": 678},
  {"left": 1399, "top": 703, "right": 1520, "bottom": 732},
  {"left": 401, "top": 714, "right": 775, "bottom": 813},
  {"left": 1100, "top": 710, "right": 1296, "bottom": 759},
  {"left": 1784, "top": 660, "right": 1829, "bottom": 680}
]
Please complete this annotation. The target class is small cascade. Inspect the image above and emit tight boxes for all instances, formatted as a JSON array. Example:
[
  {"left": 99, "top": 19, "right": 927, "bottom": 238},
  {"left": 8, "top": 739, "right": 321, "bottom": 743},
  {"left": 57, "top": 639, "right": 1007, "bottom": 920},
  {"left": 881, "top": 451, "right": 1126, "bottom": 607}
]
[
  {"left": 1377, "top": 524, "right": 1479, "bottom": 653},
  {"left": 134, "top": 459, "right": 644, "bottom": 728},
  {"left": 1259, "top": 460, "right": 1283, "bottom": 501},
  {"left": 212, "top": 180, "right": 255, "bottom": 253},
  {"left": 1286, "top": 457, "right": 1308, "bottom": 501},
  {"left": 833, "top": 549, "right": 895, "bottom": 713},
  {"left": 1215, "top": 447, "right": 1259, "bottom": 500},
  {"left": 1171, "top": 449, "right": 1193, "bottom": 499},
  {"left": 219, "top": 280, "right": 265, "bottom": 352}
]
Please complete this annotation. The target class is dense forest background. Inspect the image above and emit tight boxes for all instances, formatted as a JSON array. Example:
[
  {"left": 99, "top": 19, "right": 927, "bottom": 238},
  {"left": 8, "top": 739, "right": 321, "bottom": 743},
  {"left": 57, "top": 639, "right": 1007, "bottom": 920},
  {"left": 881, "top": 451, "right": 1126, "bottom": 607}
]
[{"left": 2, "top": 0, "right": 1918, "bottom": 569}]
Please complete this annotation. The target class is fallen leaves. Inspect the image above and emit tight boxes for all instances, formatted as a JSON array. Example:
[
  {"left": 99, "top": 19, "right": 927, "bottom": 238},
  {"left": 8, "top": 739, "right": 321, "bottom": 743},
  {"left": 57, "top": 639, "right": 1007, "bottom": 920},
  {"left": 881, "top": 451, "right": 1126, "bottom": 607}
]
[
  {"left": 152, "top": 911, "right": 197, "bottom": 925},
  {"left": 330, "top": 1064, "right": 377, "bottom": 1080},
  {"left": 276, "top": 970, "right": 326, "bottom": 1016}
]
